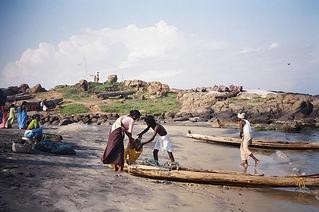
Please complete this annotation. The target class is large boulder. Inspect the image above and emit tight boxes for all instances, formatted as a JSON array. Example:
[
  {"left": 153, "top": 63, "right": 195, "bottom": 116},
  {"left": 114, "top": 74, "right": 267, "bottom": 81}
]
[
  {"left": 123, "top": 80, "right": 148, "bottom": 91},
  {"left": 3, "top": 86, "right": 20, "bottom": 96},
  {"left": 108, "top": 74, "right": 118, "bottom": 83},
  {"left": 293, "top": 100, "right": 313, "bottom": 115},
  {"left": 79, "top": 80, "right": 88, "bottom": 91},
  {"left": 19, "top": 84, "right": 30, "bottom": 93},
  {"left": 147, "top": 81, "right": 163, "bottom": 95},
  {"left": 30, "top": 84, "right": 46, "bottom": 93},
  {"left": 178, "top": 92, "right": 217, "bottom": 113}
]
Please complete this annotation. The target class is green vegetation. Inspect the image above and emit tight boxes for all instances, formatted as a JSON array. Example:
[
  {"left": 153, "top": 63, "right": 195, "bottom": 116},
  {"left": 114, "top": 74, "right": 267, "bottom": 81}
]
[
  {"left": 228, "top": 96, "right": 264, "bottom": 105},
  {"left": 228, "top": 97, "right": 249, "bottom": 104},
  {"left": 99, "top": 93, "right": 181, "bottom": 115},
  {"left": 88, "top": 82, "right": 126, "bottom": 93},
  {"left": 250, "top": 96, "right": 264, "bottom": 103},
  {"left": 56, "top": 82, "right": 128, "bottom": 100},
  {"left": 59, "top": 103, "right": 90, "bottom": 116},
  {"left": 56, "top": 86, "right": 91, "bottom": 100}
]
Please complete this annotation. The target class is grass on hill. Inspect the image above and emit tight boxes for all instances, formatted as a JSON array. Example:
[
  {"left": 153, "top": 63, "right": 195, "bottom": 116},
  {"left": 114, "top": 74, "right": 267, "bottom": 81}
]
[
  {"left": 56, "top": 86, "right": 91, "bottom": 100},
  {"left": 99, "top": 93, "right": 181, "bottom": 116},
  {"left": 55, "top": 82, "right": 128, "bottom": 100},
  {"left": 59, "top": 103, "right": 90, "bottom": 116},
  {"left": 87, "top": 82, "right": 126, "bottom": 93}
]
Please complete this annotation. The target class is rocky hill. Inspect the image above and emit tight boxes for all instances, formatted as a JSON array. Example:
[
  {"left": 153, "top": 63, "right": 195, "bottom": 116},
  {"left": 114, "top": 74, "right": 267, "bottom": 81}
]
[{"left": 1, "top": 77, "right": 319, "bottom": 132}]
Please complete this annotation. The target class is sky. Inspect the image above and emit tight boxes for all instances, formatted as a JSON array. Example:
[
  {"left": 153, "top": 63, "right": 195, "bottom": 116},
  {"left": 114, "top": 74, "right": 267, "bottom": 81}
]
[{"left": 0, "top": 0, "right": 318, "bottom": 94}]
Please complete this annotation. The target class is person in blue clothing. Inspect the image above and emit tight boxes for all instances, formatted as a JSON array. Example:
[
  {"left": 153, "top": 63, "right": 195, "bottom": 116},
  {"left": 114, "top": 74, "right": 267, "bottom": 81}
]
[{"left": 17, "top": 101, "right": 28, "bottom": 129}]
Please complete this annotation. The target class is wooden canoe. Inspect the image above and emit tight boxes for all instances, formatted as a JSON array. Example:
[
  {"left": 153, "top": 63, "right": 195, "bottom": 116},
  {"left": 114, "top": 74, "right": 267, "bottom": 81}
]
[
  {"left": 127, "top": 165, "right": 319, "bottom": 187},
  {"left": 186, "top": 132, "right": 319, "bottom": 150}
]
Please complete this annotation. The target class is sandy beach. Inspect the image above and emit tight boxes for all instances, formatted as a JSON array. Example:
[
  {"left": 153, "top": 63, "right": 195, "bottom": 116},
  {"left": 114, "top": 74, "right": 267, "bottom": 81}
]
[{"left": 1, "top": 123, "right": 319, "bottom": 212}]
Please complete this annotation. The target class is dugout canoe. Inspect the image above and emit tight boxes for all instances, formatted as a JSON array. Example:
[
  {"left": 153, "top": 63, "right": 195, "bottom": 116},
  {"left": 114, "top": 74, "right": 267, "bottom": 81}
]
[
  {"left": 186, "top": 132, "right": 319, "bottom": 150},
  {"left": 127, "top": 165, "right": 319, "bottom": 187}
]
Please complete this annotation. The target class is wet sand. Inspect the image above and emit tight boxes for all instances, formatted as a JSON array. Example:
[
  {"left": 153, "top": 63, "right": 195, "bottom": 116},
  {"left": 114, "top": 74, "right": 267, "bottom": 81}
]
[{"left": 1, "top": 124, "right": 319, "bottom": 212}]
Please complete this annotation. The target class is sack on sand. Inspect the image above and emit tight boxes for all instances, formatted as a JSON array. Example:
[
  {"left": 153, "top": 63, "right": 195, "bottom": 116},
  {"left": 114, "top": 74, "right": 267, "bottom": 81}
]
[
  {"left": 34, "top": 140, "right": 76, "bottom": 155},
  {"left": 12, "top": 141, "right": 32, "bottom": 153}
]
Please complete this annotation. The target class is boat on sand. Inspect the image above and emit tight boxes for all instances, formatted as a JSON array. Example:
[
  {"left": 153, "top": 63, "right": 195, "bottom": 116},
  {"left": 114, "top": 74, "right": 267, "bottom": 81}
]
[
  {"left": 186, "top": 131, "right": 319, "bottom": 150},
  {"left": 127, "top": 164, "right": 319, "bottom": 187}
]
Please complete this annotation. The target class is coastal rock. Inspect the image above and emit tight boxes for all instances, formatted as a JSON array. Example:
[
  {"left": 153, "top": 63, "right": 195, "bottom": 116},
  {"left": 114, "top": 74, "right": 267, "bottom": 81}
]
[
  {"left": 19, "top": 84, "right": 30, "bottom": 93},
  {"left": 147, "top": 81, "right": 169, "bottom": 95},
  {"left": 107, "top": 74, "right": 118, "bottom": 83},
  {"left": 30, "top": 84, "right": 46, "bottom": 93},
  {"left": 124, "top": 80, "right": 148, "bottom": 91},
  {"left": 3, "top": 86, "right": 20, "bottom": 96},
  {"left": 164, "top": 111, "right": 176, "bottom": 119},
  {"left": 79, "top": 80, "right": 88, "bottom": 91},
  {"left": 60, "top": 118, "right": 73, "bottom": 126},
  {"left": 293, "top": 100, "right": 313, "bottom": 115}
]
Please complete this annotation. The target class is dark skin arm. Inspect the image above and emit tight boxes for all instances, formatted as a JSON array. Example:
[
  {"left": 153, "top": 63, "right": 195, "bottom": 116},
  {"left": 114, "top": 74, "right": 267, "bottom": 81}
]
[
  {"left": 136, "top": 125, "right": 160, "bottom": 149},
  {"left": 141, "top": 125, "right": 159, "bottom": 145},
  {"left": 124, "top": 131, "right": 135, "bottom": 144},
  {"left": 137, "top": 126, "right": 151, "bottom": 138}
]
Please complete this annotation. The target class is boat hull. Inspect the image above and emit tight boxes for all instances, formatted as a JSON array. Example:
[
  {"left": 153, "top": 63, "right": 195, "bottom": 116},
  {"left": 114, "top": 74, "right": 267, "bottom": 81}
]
[
  {"left": 186, "top": 133, "right": 319, "bottom": 150},
  {"left": 128, "top": 165, "right": 319, "bottom": 187}
]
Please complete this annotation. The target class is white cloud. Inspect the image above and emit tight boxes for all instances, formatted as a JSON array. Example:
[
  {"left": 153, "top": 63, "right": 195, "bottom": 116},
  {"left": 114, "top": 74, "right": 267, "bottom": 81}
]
[
  {"left": 0, "top": 22, "right": 317, "bottom": 94},
  {"left": 269, "top": 42, "right": 279, "bottom": 49},
  {"left": 239, "top": 42, "right": 279, "bottom": 54},
  {"left": 0, "top": 20, "right": 227, "bottom": 89}
]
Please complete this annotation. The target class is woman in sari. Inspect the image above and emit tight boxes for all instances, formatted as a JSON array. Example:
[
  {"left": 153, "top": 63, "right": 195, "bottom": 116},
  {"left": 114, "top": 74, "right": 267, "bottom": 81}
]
[
  {"left": 101, "top": 110, "right": 141, "bottom": 171},
  {"left": 6, "top": 104, "right": 16, "bottom": 128},
  {"left": 0, "top": 105, "right": 8, "bottom": 128},
  {"left": 17, "top": 101, "right": 28, "bottom": 129}
]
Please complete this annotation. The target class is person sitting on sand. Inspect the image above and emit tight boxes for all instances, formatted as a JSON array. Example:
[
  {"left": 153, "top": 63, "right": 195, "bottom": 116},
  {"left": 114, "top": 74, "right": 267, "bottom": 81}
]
[
  {"left": 124, "top": 137, "right": 143, "bottom": 165},
  {"left": 24, "top": 114, "right": 43, "bottom": 141},
  {"left": 238, "top": 113, "right": 260, "bottom": 167},
  {"left": 137, "top": 115, "right": 175, "bottom": 166}
]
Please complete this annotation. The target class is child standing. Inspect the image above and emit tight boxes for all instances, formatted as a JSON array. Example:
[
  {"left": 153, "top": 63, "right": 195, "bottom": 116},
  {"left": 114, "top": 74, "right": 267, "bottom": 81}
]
[{"left": 138, "top": 115, "right": 175, "bottom": 166}]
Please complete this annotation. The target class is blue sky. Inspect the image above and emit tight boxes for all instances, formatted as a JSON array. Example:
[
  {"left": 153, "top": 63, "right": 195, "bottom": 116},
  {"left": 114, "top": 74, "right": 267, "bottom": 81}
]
[{"left": 0, "top": 0, "right": 318, "bottom": 94}]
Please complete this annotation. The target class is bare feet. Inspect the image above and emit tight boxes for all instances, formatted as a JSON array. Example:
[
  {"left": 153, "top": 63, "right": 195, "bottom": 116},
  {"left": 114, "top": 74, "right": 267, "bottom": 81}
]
[{"left": 240, "top": 161, "right": 248, "bottom": 167}]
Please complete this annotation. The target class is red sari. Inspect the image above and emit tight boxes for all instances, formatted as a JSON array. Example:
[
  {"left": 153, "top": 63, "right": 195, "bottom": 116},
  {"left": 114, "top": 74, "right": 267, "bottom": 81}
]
[{"left": 101, "top": 127, "right": 125, "bottom": 168}]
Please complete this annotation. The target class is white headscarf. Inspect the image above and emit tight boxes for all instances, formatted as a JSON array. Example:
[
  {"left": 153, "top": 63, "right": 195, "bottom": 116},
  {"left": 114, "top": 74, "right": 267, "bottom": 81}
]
[{"left": 237, "top": 113, "right": 245, "bottom": 119}]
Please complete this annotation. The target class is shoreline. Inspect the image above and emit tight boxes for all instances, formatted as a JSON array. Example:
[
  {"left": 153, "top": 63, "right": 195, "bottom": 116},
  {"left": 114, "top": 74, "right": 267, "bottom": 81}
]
[{"left": 1, "top": 124, "right": 319, "bottom": 211}]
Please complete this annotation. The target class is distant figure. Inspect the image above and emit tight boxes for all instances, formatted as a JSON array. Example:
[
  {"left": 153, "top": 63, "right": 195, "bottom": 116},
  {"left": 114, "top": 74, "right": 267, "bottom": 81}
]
[
  {"left": 40, "top": 99, "right": 48, "bottom": 112},
  {"left": 0, "top": 105, "right": 8, "bottom": 128},
  {"left": 96, "top": 71, "right": 100, "bottom": 83},
  {"left": 6, "top": 104, "right": 16, "bottom": 128},
  {"left": 238, "top": 113, "right": 260, "bottom": 167},
  {"left": 137, "top": 115, "right": 175, "bottom": 166},
  {"left": 288, "top": 63, "right": 291, "bottom": 66},
  {"left": 24, "top": 114, "right": 43, "bottom": 141},
  {"left": 0, "top": 89, "right": 7, "bottom": 124},
  {"left": 17, "top": 101, "right": 28, "bottom": 129},
  {"left": 101, "top": 110, "right": 141, "bottom": 171}
]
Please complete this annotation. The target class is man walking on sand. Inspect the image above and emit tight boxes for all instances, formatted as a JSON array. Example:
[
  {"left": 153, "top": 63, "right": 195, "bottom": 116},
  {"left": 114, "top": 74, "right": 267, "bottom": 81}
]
[{"left": 238, "top": 113, "right": 260, "bottom": 167}]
